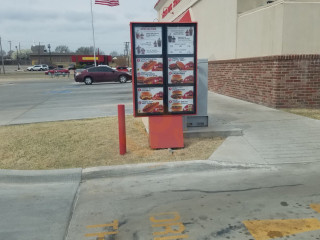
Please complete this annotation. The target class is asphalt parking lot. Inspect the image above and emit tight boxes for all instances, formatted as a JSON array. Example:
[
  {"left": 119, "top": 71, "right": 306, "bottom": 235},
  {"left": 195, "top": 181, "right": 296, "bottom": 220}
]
[{"left": 0, "top": 78, "right": 133, "bottom": 125}]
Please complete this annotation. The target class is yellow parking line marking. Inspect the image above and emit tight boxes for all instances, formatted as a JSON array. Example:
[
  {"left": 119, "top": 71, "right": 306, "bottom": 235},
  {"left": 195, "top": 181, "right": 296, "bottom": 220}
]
[
  {"left": 150, "top": 212, "right": 181, "bottom": 223},
  {"left": 85, "top": 231, "right": 118, "bottom": 237},
  {"left": 243, "top": 218, "right": 320, "bottom": 240},
  {"left": 150, "top": 212, "right": 189, "bottom": 239},
  {"left": 310, "top": 204, "right": 320, "bottom": 213},
  {"left": 152, "top": 222, "right": 186, "bottom": 235},
  {"left": 85, "top": 220, "right": 118, "bottom": 238},
  {"left": 86, "top": 220, "right": 119, "bottom": 229},
  {"left": 154, "top": 235, "right": 189, "bottom": 240}
]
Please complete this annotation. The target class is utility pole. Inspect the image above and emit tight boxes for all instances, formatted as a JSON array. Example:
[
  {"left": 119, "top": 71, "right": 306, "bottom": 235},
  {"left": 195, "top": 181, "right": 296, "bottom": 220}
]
[
  {"left": 19, "top": 42, "right": 21, "bottom": 64},
  {"left": 48, "top": 44, "right": 52, "bottom": 64},
  {"left": 0, "top": 37, "right": 5, "bottom": 74},
  {"left": 124, "top": 42, "right": 130, "bottom": 66},
  {"left": 15, "top": 45, "right": 20, "bottom": 70},
  {"left": 8, "top": 40, "right": 12, "bottom": 59},
  {"left": 8, "top": 40, "right": 12, "bottom": 52},
  {"left": 38, "top": 42, "right": 41, "bottom": 64},
  {"left": 90, "top": 0, "right": 97, "bottom": 67}
]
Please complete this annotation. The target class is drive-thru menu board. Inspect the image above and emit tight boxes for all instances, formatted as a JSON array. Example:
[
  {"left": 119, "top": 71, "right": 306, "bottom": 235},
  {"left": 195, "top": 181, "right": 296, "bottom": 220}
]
[{"left": 131, "top": 22, "right": 197, "bottom": 117}]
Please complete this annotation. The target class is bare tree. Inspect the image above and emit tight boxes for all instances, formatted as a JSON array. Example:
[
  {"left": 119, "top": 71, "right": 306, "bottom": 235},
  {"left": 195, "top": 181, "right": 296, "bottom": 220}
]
[
  {"left": 110, "top": 51, "right": 119, "bottom": 56},
  {"left": 76, "top": 46, "right": 104, "bottom": 55},
  {"left": 55, "top": 45, "right": 70, "bottom": 53}
]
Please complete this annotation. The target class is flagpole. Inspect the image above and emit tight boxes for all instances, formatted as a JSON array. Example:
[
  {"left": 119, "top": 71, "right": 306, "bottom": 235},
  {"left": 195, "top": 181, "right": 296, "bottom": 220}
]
[{"left": 90, "top": 0, "right": 97, "bottom": 66}]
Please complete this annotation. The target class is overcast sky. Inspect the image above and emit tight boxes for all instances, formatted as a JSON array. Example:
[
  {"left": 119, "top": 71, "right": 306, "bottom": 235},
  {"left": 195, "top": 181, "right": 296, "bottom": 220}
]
[{"left": 0, "top": 0, "right": 158, "bottom": 55}]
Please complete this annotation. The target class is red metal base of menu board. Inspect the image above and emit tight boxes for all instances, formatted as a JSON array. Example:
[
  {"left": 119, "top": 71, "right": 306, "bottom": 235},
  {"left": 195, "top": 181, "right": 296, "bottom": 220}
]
[{"left": 149, "top": 116, "right": 184, "bottom": 149}]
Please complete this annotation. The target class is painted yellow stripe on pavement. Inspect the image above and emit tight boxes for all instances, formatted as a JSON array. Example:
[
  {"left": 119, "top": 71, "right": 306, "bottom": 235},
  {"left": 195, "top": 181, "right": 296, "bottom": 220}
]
[
  {"left": 86, "top": 220, "right": 118, "bottom": 229},
  {"left": 243, "top": 218, "right": 320, "bottom": 240},
  {"left": 85, "top": 231, "right": 118, "bottom": 237},
  {"left": 310, "top": 204, "right": 320, "bottom": 213}
]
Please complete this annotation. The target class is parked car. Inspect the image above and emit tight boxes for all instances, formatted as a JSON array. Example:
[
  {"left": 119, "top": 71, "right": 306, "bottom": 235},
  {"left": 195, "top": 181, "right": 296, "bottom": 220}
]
[
  {"left": 27, "top": 65, "right": 48, "bottom": 71},
  {"left": 41, "top": 64, "right": 49, "bottom": 70},
  {"left": 116, "top": 66, "right": 130, "bottom": 72},
  {"left": 45, "top": 68, "right": 70, "bottom": 76},
  {"left": 68, "top": 64, "right": 76, "bottom": 70},
  {"left": 74, "top": 66, "right": 132, "bottom": 85},
  {"left": 74, "top": 69, "right": 86, "bottom": 79}
]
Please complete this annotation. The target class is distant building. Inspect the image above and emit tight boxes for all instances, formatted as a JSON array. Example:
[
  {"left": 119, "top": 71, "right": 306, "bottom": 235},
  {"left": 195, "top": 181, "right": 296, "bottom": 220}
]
[{"left": 29, "top": 51, "right": 112, "bottom": 67}]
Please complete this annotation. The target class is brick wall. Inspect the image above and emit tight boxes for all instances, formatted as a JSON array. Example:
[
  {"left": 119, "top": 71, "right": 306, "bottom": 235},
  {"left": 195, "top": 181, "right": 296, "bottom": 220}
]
[{"left": 208, "top": 55, "right": 320, "bottom": 108}]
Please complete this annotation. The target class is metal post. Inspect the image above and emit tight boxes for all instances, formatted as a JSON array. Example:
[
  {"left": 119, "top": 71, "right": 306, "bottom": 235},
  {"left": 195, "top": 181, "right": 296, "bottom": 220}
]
[
  {"left": 0, "top": 37, "right": 5, "bottom": 74},
  {"left": 90, "top": 0, "right": 97, "bottom": 67},
  {"left": 118, "top": 104, "right": 126, "bottom": 155},
  {"left": 15, "top": 46, "right": 20, "bottom": 70},
  {"left": 48, "top": 44, "right": 52, "bottom": 64},
  {"left": 38, "top": 42, "right": 41, "bottom": 64}
]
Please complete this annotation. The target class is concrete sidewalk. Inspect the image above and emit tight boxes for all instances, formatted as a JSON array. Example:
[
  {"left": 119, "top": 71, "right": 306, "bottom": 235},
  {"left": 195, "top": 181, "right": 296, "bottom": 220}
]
[{"left": 207, "top": 92, "right": 320, "bottom": 165}]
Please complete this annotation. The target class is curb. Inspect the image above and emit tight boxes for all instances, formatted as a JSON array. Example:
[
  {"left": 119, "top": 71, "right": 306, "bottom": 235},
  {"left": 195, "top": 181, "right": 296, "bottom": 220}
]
[
  {"left": 0, "top": 160, "right": 274, "bottom": 183},
  {"left": 184, "top": 128, "right": 242, "bottom": 138},
  {"left": 81, "top": 159, "right": 268, "bottom": 180},
  {"left": 0, "top": 168, "right": 82, "bottom": 183}
]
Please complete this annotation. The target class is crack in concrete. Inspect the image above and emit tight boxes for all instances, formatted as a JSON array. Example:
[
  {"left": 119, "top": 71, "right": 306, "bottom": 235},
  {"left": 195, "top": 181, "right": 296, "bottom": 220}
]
[{"left": 171, "top": 184, "right": 303, "bottom": 194}]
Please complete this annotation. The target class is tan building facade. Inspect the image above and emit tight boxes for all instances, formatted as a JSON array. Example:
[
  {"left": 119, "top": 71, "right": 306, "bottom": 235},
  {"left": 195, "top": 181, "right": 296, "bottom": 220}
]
[
  {"left": 155, "top": 0, "right": 320, "bottom": 108},
  {"left": 155, "top": 0, "right": 320, "bottom": 60}
]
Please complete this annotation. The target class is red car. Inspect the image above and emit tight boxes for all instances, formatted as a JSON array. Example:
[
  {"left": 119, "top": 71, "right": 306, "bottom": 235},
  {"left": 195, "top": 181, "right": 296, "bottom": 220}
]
[
  {"left": 74, "top": 66, "right": 132, "bottom": 85},
  {"left": 116, "top": 66, "right": 131, "bottom": 73},
  {"left": 45, "top": 68, "right": 70, "bottom": 75}
]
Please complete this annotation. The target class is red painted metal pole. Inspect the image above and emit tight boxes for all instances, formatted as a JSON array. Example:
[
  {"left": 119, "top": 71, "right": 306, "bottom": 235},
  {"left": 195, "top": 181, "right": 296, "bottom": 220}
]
[{"left": 118, "top": 104, "right": 126, "bottom": 155}]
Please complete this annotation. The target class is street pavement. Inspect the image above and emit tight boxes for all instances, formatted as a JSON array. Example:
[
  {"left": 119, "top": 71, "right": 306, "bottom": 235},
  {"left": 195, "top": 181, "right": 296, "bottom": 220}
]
[
  {"left": 66, "top": 163, "right": 320, "bottom": 240},
  {"left": 0, "top": 78, "right": 133, "bottom": 125},
  {"left": 1, "top": 80, "right": 320, "bottom": 240}
]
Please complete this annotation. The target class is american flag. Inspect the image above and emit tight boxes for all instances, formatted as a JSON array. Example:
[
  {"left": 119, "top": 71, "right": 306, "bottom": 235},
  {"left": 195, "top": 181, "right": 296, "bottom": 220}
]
[{"left": 95, "top": 0, "right": 119, "bottom": 6}]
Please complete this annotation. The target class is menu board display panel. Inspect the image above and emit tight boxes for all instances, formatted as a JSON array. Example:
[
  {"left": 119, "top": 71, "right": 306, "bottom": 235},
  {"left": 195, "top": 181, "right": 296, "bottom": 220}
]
[
  {"left": 168, "top": 57, "right": 194, "bottom": 84},
  {"left": 168, "top": 86, "right": 194, "bottom": 113},
  {"left": 137, "top": 87, "right": 164, "bottom": 114},
  {"left": 136, "top": 58, "right": 163, "bottom": 85},
  {"left": 131, "top": 22, "right": 197, "bottom": 117},
  {"left": 134, "top": 27, "right": 163, "bottom": 55},
  {"left": 167, "top": 26, "right": 195, "bottom": 55}
]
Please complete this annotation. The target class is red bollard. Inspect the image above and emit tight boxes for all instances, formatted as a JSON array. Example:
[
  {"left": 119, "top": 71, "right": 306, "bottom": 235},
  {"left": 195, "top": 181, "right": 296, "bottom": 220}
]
[{"left": 118, "top": 104, "right": 126, "bottom": 155}]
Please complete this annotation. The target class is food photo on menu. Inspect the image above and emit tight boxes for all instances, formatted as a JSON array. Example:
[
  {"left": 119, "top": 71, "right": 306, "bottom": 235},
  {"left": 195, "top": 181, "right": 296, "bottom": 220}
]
[
  {"left": 137, "top": 76, "right": 163, "bottom": 85},
  {"left": 168, "top": 86, "right": 194, "bottom": 112},
  {"left": 168, "top": 57, "right": 194, "bottom": 71},
  {"left": 136, "top": 58, "right": 163, "bottom": 85},
  {"left": 168, "top": 57, "right": 194, "bottom": 84},
  {"left": 169, "top": 101, "right": 194, "bottom": 113},
  {"left": 169, "top": 73, "right": 194, "bottom": 84},
  {"left": 137, "top": 88, "right": 164, "bottom": 113},
  {"left": 134, "top": 27, "right": 162, "bottom": 55}
]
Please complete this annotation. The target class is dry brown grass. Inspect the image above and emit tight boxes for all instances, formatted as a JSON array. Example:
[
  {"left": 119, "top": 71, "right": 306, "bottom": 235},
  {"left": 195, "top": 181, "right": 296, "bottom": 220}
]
[
  {"left": 282, "top": 109, "right": 320, "bottom": 120},
  {"left": 0, "top": 116, "right": 224, "bottom": 170}
]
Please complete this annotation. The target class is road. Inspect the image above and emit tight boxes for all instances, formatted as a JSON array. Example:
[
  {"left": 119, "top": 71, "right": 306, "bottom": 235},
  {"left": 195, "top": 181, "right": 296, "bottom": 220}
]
[
  {"left": 65, "top": 163, "right": 320, "bottom": 240},
  {"left": 2, "top": 163, "right": 320, "bottom": 240},
  {"left": 0, "top": 78, "right": 133, "bottom": 125}
]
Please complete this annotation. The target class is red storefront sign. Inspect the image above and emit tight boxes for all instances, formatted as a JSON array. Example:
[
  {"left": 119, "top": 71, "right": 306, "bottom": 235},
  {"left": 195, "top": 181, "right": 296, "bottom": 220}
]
[{"left": 162, "top": 0, "right": 182, "bottom": 19}]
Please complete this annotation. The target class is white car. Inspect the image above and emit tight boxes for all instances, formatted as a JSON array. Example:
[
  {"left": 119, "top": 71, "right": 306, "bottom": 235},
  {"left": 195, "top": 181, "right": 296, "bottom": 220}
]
[{"left": 27, "top": 64, "right": 48, "bottom": 71}]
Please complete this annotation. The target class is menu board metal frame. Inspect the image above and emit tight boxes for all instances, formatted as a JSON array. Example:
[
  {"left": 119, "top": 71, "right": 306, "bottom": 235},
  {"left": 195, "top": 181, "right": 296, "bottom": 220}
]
[{"left": 130, "top": 22, "right": 197, "bottom": 117}]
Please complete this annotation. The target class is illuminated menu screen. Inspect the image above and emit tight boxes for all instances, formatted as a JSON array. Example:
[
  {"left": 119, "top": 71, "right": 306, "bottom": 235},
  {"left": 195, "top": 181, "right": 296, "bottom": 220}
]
[{"left": 131, "top": 22, "right": 197, "bottom": 117}]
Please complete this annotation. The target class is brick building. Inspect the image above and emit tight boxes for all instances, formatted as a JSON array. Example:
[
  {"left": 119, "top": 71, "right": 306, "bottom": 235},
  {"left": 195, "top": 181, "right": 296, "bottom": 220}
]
[{"left": 154, "top": 0, "right": 320, "bottom": 108}]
